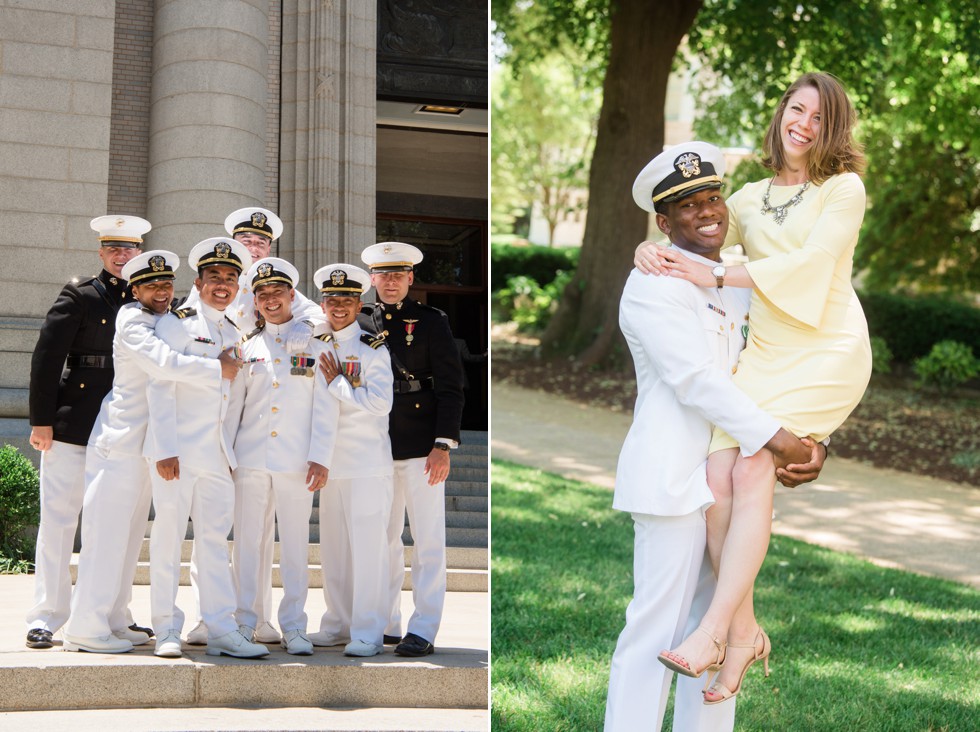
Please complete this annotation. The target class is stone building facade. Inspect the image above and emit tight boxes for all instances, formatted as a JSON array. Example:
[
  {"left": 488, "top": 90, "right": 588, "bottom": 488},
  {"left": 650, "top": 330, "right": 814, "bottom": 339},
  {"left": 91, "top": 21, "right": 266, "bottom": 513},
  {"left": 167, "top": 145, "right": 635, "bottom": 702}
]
[{"left": 0, "top": 0, "right": 488, "bottom": 435}]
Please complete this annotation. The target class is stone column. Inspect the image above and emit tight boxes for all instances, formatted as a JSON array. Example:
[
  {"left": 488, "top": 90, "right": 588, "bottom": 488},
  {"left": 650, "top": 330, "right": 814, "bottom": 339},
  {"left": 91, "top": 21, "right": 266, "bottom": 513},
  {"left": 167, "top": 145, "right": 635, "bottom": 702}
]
[
  {"left": 146, "top": 0, "right": 269, "bottom": 283},
  {"left": 279, "top": 0, "right": 376, "bottom": 292}
]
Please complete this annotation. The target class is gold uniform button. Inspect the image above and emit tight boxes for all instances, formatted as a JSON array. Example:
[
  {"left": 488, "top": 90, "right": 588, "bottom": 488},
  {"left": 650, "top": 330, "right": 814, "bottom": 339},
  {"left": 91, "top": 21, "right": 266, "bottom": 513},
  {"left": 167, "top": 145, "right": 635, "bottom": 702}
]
[
  {"left": 415, "top": 403, "right": 420, "bottom": 409},
  {"left": 273, "top": 381, "right": 279, "bottom": 388},
  {"left": 383, "top": 330, "right": 389, "bottom": 336},
  {"left": 271, "top": 431, "right": 278, "bottom": 437},
  {"left": 79, "top": 383, "right": 85, "bottom": 389},
  {"left": 276, "top": 338, "right": 282, "bottom": 344},
  {"left": 719, "top": 326, "right": 724, "bottom": 332},
  {"left": 272, "top": 406, "right": 279, "bottom": 414},
  {"left": 385, "top": 313, "right": 392, "bottom": 320},
  {"left": 274, "top": 358, "right": 281, "bottom": 364},
  {"left": 101, "top": 319, "right": 107, "bottom": 324},
  {"left": 732, "top": 366, "right": 738, "bottom": 374}
]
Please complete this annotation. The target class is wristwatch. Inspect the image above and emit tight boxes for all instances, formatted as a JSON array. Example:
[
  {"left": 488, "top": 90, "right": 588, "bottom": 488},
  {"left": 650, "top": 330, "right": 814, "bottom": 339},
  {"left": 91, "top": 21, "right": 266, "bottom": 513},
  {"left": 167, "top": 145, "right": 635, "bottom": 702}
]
[
  {"left": 432, "top": 442, "right": 451, "bottom": 452},
  {"left": 712, "top": 264, "right": 727, "bottom": 288}
]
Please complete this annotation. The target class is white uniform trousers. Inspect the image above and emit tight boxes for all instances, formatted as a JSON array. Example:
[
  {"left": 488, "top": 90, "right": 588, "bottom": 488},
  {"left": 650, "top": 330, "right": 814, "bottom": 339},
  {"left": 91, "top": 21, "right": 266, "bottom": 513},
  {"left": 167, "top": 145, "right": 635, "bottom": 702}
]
[
  {"left": 233, "top": 468, "right": 313, "bottom": 632},
  {"left": 384, "top": 458, "right": 447, "bottom": 644},
  {"left": 149, "top": 466, "right": 237, "bottom": 638},
  {"left": 26, "top": 440, "right": 87, "bottom": 633},
  {"left": 66, "top": 449, "right": 152, "bottom": 638},
  {"left": 604, "top": 510, "right": 736, "bottom": 732},
  {"left": 318, "top": 476, "right": 392, "bottom": 644}
]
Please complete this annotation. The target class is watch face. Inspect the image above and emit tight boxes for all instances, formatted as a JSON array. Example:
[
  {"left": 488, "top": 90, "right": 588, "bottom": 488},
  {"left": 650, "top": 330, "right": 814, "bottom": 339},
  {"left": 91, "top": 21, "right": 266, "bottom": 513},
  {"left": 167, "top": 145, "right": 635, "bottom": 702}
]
[{"left": 712, "top": 266, "right": 726, "bottom": 277}]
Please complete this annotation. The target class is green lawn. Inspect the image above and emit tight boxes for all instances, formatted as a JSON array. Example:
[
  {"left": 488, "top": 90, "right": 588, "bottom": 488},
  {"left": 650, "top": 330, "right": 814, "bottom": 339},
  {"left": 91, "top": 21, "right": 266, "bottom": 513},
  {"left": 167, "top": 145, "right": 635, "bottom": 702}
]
[{"left": 491, "top": 460, "right": 980, "bottom": 731}]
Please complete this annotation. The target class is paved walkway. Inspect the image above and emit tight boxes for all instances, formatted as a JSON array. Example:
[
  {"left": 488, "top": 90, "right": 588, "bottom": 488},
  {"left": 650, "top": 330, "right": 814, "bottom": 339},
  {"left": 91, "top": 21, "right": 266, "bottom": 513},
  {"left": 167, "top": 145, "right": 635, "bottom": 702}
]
[{"left": 492, "top": 381, "right": 979, "bottom": 589}]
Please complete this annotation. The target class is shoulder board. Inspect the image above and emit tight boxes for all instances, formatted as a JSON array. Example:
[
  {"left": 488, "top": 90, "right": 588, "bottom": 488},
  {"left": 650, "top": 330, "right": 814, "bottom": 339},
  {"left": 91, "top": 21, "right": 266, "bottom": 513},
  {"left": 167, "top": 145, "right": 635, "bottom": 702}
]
[
  {"left": 360, "top": 332, "right": 387, "bottom": 350},
  {"left": 224, "top": 315, "right": 241, "bottom": 330},
  {"left": 414, "top": 300, "right": 447, "bottom": 317},
  {"left": 315, "top": 333, "right": 333, "bottom": 343},
  {"left": 140, "top": 306, "right": 153, "bottom": 314},
  {"left": 72, "top": 275, "right": 97, "bottom": 287},
  {"left": 173, "top": 307, "right": 197, "bottom": 319},
  {"left": 242, "top": 325, "right": 264, "bottom": 342}
]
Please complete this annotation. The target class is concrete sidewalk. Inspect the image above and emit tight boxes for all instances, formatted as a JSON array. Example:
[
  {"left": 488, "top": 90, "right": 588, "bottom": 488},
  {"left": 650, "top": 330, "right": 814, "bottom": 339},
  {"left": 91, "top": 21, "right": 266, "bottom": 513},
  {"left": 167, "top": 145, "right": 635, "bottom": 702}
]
[{"left": 492, "top": 381, "right": 979, "bottom": 589}]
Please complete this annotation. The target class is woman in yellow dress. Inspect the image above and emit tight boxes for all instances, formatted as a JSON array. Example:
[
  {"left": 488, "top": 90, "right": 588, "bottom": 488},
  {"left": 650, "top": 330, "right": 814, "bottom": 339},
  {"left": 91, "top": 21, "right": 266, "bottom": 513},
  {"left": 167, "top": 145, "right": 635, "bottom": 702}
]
[{"left": 637, "top": 72, "right": 872, "bottom": 702}]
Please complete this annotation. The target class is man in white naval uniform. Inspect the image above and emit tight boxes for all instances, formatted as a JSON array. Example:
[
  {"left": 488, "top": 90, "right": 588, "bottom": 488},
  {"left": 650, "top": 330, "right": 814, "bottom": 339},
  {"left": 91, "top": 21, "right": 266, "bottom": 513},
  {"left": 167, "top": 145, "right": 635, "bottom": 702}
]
[
  {"left": 308, "top": 263, "right": 394, "bottom": 658},
  {"left": 63, "top": 250, "right": 240, "bottom": 653},
  {"left": 225, "top": 257, "right": 333, "bottom": 656},
  {"left": 605, "top": 142, "right": 825, "bottom": 731},
  {"left": 183, "top": 207, "right": 324, "bottom": 646},
  {"left": 146, "top": 237, "right": 268, "bottom": 659}
]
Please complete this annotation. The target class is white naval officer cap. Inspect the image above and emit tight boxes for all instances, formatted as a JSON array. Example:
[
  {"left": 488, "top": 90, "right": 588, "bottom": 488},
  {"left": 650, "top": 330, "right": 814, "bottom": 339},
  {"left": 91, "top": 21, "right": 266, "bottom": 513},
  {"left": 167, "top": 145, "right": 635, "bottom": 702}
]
[
  {"left": 314, "top": 263, "right": 370, "bottom": 297},
  {"left": 188, "top": 237, "right": 252, "bottom": 274},
  {"left": 632, "top": 141, "right": 727, "bottom": 212},
  {"left": 121, "top": 249, "right": 180, "bottom": 285},
  {"left": 90, "top": 215, "right": 152, "bottom": 249},
  {"left": 223, "top": 207, "right": 283, "bottom": 241},
  {"left": 247, "top": 257, "right": 299, "bottom": 290},
  {"left": 360, "top": 241, "right": 423, "bottom": 272}
]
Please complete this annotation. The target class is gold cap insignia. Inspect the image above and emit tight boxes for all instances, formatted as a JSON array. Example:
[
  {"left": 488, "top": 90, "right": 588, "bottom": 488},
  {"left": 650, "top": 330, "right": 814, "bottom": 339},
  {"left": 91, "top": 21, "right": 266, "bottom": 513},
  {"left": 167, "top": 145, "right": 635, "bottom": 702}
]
[
  {"left": 215, "top": 241, "right": 231, "bottom": 258},
  {"left": 149, "top": 255, "right": 166, "bottom": 272},
  {"left": 257, "top": 262, "right": 273, "bottom": 278},
  {"left": 251, "top": 212, "right": 267, "bottom": 228},
  {"left": 330, "top": 270, "right": 346, "bottom": 286},
  {"left": 383, "top": 244, "right": 392, "bottom": 254},
  {"left": 675, "top": 152, "right": 702, "bottom": 179}
]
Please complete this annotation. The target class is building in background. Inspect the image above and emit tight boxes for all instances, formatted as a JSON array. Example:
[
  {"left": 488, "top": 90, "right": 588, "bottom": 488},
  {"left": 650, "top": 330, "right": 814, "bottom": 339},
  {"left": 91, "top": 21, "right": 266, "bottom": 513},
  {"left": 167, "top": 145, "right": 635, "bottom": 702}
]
[{"left": 0, "top": 0, "right": 488, "bottom": 436}]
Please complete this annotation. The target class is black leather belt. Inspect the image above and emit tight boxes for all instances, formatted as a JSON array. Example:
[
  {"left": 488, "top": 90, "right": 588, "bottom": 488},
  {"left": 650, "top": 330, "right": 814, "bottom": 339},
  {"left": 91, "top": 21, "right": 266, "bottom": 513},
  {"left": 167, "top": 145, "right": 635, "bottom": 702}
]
[
  {"left": 67, "top": 355, "right": 110, "bottom": 369},
  {"left": 393, "top": 377, "right": 434, "bottom": 394}
]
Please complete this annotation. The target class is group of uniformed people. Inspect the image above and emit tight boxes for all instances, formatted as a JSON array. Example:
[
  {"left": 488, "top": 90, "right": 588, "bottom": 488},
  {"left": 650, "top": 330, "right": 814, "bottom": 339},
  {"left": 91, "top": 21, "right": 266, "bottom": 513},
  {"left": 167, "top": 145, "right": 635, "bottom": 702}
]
[{"left": 26, "top": 207, "right": 465, "bottom": 661}]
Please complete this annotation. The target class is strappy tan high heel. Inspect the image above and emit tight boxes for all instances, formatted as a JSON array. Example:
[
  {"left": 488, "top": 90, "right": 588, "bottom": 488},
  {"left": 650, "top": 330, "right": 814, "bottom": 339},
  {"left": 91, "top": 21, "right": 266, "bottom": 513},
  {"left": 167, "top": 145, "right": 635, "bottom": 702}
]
[
  {"left": 703, "top": 627, "right": 771, "bottom": 705},
  {"left": 657, "top": 627, "right": 727, "bottom": 679}
]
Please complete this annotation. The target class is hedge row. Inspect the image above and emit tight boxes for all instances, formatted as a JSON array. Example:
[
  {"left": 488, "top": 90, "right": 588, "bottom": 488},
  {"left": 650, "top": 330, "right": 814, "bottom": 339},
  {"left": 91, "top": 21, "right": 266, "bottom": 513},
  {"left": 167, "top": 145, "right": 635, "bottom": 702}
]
[
  {"left": 860, "top": 291, "right": 980, "bottom": 364},
  {"left": 491, "top": 244, "right": 579, "bottom": 291}
]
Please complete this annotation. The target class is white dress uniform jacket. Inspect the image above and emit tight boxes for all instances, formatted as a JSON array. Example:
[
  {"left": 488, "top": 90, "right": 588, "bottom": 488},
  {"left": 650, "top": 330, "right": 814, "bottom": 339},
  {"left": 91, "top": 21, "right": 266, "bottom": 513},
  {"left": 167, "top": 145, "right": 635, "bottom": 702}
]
[
  {"left": 146, "top": 302, "right": 241, "bottom": 470},
  {"left": 184, "top": 276, "right": 324, "bottom": 334},
  {"left": 615, "top": 246, "right": 781, "bottom": 516},
  {"left": 311, "top": 321, "right": 394, "bottom": 478}
]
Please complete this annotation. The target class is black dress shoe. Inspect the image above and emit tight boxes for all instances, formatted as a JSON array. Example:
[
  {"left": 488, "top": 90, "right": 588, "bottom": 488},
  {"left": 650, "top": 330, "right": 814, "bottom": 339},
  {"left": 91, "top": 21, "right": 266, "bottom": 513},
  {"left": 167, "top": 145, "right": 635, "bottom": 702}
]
[
  {"left": 26, "top": 628, "right": 54, "bottom": 649},
  {"left": 394, "top": 632, "right": 434, "bottom": 657},
  {"left": 383, "top": 634, "right": 402, "bottom": 645},
  {"left": 130, "top": 623, "right": 155, "bottom": 638}
]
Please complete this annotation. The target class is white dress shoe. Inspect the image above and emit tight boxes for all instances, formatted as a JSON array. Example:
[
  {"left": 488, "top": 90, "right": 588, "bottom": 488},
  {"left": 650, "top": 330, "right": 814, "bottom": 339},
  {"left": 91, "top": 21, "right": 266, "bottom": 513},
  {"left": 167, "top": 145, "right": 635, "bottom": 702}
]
[
  {"left": 184, "top": 620, "right": 208, "bottom": 645},
  {"left": 308, "top": 630, "right": 350, "bottom": 647},
  {"left": 238, "top": 624, "right": 256, "bottom": 642},
  {"left": 206, "top": 630, "right": 270, "bottom": 658},
  {"left": 154, "top": 630, "right": 183, "bottom": 658},
  {"left": 254, "top": 621, "right": 282, "bottom": 644},
  {"left": 63, "top": 633, "right": 133, "bottom": 654},
  {"left": 281, "top": 629, "right": 314, "bottom": 656},
  {"left": 344, "top": 639, "right": 383, "bottom": 657},
  {"left": 113, "top": 627, "right": 150, "bottom": 645}
]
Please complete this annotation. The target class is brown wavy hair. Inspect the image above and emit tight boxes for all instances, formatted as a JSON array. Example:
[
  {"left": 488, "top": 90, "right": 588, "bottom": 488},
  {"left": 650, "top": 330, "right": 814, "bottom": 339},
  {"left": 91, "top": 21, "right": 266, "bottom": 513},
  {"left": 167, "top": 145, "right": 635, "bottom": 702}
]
[{"left": 761, "top": 72, "right": 866, "bottom": 184}]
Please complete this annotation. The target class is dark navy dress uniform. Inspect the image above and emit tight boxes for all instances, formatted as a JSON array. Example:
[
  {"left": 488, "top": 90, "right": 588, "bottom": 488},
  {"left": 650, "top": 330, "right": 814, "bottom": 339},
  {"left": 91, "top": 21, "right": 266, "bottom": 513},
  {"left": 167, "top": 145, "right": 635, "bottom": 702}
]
[
  {"left": 29, "top": 270, "right": 129, "bottom": 445},
  {"left": 362, "top": 298, "right": 464, "bottom": 459}
]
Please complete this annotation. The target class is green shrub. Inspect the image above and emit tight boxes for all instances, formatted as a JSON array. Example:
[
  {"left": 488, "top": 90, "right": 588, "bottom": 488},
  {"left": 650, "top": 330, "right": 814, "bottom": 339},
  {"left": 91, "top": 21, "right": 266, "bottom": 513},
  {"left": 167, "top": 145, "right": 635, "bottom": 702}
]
[
  {"left": 495, "top": 270, "right": 573, "bottom": 333},
  {"left": 870, "top": 336, "right": 893, "bottom": 374},
  {"left": 912, "top": 340, "right": 980, "bottom": 394},
  {"left": 860, "top": 291, "right": 980, "bottom": 364},
  {"left": 491, "top": 243, "right": 579, "bottom": 291},
  {"left": 0, "top": 444, "right": 40, "bottom": 565}
]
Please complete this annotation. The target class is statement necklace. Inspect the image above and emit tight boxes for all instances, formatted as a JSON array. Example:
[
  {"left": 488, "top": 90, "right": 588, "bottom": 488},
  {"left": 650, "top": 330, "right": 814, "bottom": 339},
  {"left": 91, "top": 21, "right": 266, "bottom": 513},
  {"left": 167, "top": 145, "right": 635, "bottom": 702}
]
[{"left": 760, "top": 177, "right": 810, "bottom": 225}]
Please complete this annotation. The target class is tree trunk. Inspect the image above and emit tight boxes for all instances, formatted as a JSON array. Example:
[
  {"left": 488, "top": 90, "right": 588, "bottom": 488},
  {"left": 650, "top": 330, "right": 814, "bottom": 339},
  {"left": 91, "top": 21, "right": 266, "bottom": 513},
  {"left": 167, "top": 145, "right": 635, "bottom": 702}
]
[{"left": 540, "top": 0, "right": 702, "bottom": 365}]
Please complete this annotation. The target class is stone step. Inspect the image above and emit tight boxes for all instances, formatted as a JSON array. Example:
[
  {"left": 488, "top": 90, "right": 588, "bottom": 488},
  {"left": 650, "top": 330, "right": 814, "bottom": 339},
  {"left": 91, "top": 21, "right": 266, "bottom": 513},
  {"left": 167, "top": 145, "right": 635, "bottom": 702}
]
[
  {"left": 141, "top": 520, "right": 488, "bottom": 548},
  {"left": 135, "top": 540, "right": 488, "bottom": 569},
  {"left": 69, "top": 559, "right": 488, "bottom": 593},
  {"left": 0, "top": 576, "right": 488, "bottom": 714}
]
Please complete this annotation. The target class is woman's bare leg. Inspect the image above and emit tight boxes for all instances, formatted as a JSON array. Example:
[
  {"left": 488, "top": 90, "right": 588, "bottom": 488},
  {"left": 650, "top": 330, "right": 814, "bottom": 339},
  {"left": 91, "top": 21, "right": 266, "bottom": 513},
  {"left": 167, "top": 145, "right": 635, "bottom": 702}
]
[
  {"left": 705, "top": 449, "right": 737, "bottom": 577},
  {"left": 659, "top": 448, "right": 776, "bottom": 673}
]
